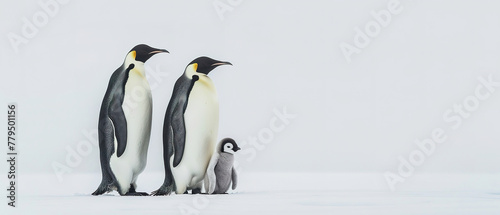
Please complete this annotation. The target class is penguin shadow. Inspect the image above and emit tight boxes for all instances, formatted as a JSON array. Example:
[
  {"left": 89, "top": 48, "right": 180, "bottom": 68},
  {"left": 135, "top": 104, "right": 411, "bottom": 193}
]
[
  {"left": 182, "top": 189, "right": 230, "bottom": 195},
  {"left": 75, "top": 193, "right": 115, "bottom": 196},
  {"left": 198, "top": 193, "right": 230, "bottom": 195}
]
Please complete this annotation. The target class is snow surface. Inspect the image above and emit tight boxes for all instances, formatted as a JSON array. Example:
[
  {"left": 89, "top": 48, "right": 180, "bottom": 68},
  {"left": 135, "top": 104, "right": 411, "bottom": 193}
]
[{"left": 3, "top": 172, "right": 500, "bottom": 215}]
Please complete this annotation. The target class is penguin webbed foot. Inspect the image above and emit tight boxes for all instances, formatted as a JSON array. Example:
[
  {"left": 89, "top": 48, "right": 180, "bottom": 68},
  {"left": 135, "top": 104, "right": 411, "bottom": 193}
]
[
  {"left": 192, "top": 188, "right": 201, "bottom": 194},
  {"left": 124, "top": 184, "right": 149, "bottom": 196},
  {"left": 124, "top": 192, "right": 149, "bottom": 196}
]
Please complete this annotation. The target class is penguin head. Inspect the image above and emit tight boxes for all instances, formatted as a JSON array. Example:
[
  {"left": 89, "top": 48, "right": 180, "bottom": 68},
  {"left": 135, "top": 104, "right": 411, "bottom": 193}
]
[
  {"left": 187, "top": 56, "right": 232, "bottom": 75},
  {"left": 127, "top": 44, "right": 169, "bottom": 63},
  {"left": 220, "top": 138, "right": 240, "bottom": 154}
]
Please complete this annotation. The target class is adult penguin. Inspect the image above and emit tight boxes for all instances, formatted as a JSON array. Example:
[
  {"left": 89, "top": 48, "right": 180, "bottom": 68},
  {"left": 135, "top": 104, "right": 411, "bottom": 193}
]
[
  {"left": 152, "top": 57, "right": 232, "bottom": 195},
  {"left": 92, "top": 44, "right": 168, "bottom": 196}
]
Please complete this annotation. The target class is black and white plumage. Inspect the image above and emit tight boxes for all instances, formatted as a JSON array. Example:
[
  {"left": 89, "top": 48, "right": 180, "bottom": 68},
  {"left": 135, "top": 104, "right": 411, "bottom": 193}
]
[
  {"left": 152, "top": 57, "right": 232, "bottom": 195},
  {"left": 92, "top": 44, "right": 168, "bottom": 196},
  {"left": 204, "top": 138, "right": 240, "bottom": 194}
]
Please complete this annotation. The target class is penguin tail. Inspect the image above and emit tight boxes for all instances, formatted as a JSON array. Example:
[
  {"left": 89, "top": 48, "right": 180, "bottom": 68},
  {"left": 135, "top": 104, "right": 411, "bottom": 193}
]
[
  {"left": 92, "top": 181, "right": 111, "bottom": 196},
  {"left": 150, "top": 183, "right": 175, "bottom": 196},
  {"left": 151, "top": 166, "right": 176, "bottom": 196}
]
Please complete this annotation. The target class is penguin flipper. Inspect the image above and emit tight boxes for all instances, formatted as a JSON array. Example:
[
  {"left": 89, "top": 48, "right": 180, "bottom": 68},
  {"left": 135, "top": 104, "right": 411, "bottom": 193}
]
[
  {"left": 205, "top": 153, "right": 219, "bottom": 194},
  {"left": 171, "top": 104, "right": 186, "bottom": 167},
  {"left": 203, "top": 173, "right": 209, "bottom": 194},
  {"left": 155, "top": 89, "right": 187, "bottom": 195},
  {"left": 231, "top": 167, "right": 238, "bottom": 190},
  {"left": 171, "top": 75, "right": 199, "bottom": 167},
  {"left": 109, "top": 98, "right": 127, "bottom": 157}
]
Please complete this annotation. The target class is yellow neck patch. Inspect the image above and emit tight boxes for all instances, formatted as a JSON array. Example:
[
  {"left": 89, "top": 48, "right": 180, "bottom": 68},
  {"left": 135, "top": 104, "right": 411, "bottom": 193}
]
[
  {"left": 133, "top": 68, "right": 145, "bottom": 78},
  {"left": 193, "top": 63, "right": 198, "bottom": 71},
  {"left": 131, "top": 51, "right": 137, "bottom": 59}
]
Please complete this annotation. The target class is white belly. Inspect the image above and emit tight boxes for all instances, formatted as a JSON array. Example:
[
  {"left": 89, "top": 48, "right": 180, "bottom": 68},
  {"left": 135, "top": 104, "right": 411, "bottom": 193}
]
[
  {"left": 110, "top": 69, "right": 152, "bottom": 193},
  {"left": 172, "top": 76, "right": 219, "bottom": 192}
]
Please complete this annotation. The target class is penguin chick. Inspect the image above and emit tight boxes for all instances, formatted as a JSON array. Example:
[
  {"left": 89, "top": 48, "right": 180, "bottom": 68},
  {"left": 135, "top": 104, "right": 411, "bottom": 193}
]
[{"left": 204, "top": 138, "right": 240, "bottom": 194}]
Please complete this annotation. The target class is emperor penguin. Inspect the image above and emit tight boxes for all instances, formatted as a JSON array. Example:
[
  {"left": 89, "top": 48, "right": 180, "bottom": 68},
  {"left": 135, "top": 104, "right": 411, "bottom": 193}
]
[
  {"left": 204, "top": 138, "right": 240, "bottom": 194},
  {"left": 152, "top": 57, "right": 232, "bottom": 195},
  {"left": 92, "top": 44, "right": 168, "bottom": 196}
]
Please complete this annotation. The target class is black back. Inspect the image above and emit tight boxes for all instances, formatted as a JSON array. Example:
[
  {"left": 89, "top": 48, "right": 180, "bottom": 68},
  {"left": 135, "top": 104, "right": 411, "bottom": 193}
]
[{"left": 93, "top": 63, "right": 133, "bottom": 195}]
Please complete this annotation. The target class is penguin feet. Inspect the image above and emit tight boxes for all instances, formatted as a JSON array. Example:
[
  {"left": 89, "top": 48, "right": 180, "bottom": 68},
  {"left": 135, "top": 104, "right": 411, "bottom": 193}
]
[
  {"left": 124, "top": 184, "right": 149, "bottom": 196},
  {"left": 192, "top": 188, "right": 202, "bottom": 194},
  {"left": 124, "top": 192, "right": 149, "bottom": 196}
]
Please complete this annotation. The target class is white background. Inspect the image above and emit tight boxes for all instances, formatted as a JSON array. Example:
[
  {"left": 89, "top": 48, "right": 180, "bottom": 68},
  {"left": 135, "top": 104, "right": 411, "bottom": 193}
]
[{"left": 1, "top": 0, "right": 500, "bottom": 214}]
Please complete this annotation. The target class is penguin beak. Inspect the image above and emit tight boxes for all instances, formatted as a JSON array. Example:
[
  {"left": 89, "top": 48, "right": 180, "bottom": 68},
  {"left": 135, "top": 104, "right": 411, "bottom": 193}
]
[
  {"left": 234, "top": 146, "right": 241, "bottom": 152},
  {"left": 148, "top": 49, "right": 169, "bottom": 55},
  {"left": 211, "top": 61, "right": 232, "bottom": 67}
]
